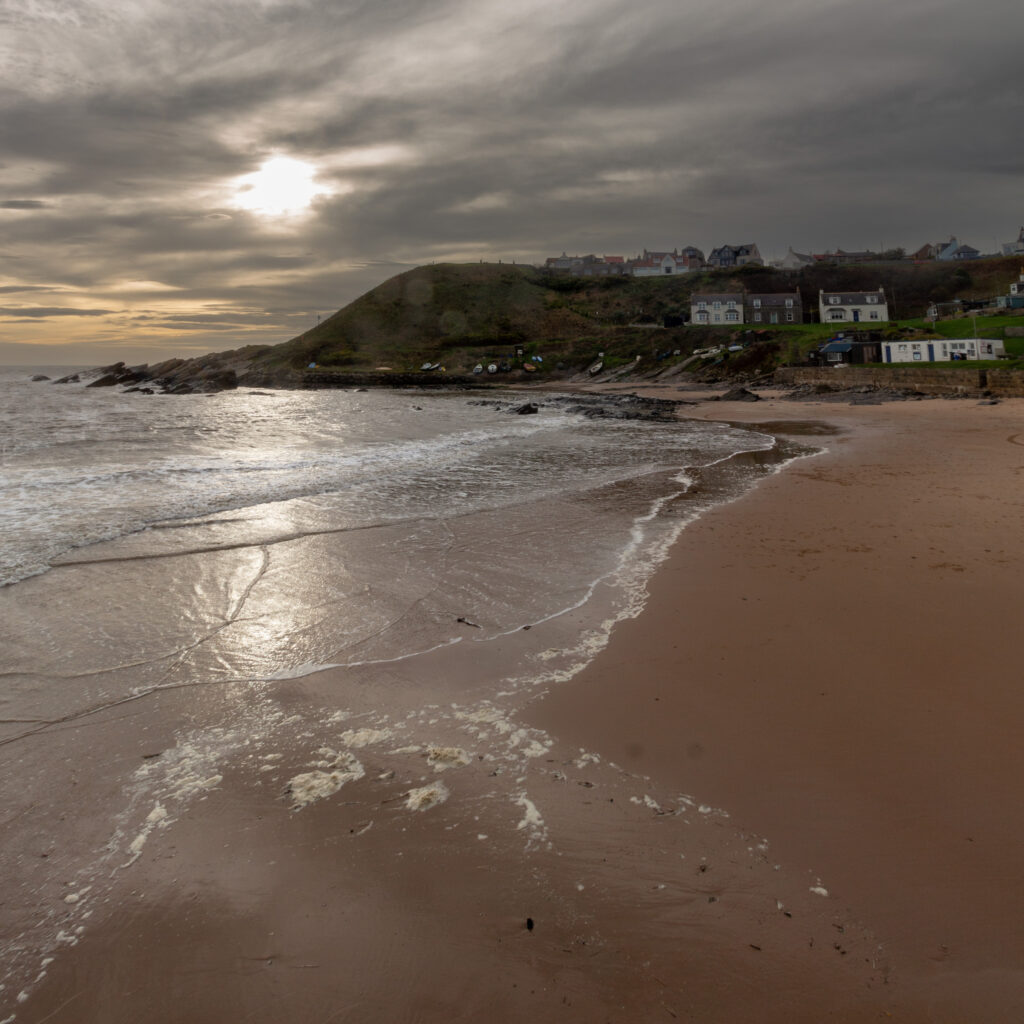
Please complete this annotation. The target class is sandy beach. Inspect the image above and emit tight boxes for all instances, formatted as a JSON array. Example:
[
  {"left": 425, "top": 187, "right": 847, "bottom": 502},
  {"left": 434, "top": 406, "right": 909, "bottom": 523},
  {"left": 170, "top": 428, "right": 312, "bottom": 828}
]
[
  {"left": 10, "top": 388, "right": 1024, "bottom": 1023},
  {"left": 531, "top": 387, "right": 1024, "bottom": 1020}
]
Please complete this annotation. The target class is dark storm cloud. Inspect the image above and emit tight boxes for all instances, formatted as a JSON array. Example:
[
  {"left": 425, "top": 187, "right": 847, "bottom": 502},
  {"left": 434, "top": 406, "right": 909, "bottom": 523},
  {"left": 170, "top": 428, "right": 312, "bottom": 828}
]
[{"left": 1, "top": 0, "right": 1021, "bottom": 360}]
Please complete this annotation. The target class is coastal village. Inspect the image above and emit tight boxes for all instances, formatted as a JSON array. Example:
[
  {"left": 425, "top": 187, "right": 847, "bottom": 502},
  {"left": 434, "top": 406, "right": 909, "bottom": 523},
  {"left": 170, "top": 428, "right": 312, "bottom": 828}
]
[{"left": 542, "top": 227, "right": 1024, "bottom": 364}]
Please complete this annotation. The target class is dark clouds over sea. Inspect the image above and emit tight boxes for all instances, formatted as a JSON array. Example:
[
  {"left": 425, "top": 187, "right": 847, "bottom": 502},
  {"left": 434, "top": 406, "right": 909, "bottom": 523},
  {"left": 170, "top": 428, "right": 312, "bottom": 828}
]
[{"left": 1, "top": 0, "right": 1020, "bottom": 362}]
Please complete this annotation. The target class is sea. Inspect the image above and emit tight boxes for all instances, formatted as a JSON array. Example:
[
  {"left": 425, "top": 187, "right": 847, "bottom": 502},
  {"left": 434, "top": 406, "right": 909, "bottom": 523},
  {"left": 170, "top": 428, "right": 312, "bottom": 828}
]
[{"left": 0, "top": 365, "right": 813, "bottom": 1016}]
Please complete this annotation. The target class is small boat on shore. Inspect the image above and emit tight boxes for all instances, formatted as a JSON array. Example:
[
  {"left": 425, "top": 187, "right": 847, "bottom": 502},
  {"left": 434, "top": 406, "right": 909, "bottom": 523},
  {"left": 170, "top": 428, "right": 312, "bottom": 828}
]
[
  {"left": 522, "top": 362, "right": 536, "bottom": 373},
  {"left": 588, "top": 360, "right": 603, "bottom": 375}
]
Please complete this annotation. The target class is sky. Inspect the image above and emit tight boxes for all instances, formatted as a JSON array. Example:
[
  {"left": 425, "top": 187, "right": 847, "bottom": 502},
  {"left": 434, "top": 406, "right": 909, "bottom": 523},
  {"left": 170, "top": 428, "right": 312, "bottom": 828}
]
[{"left": 1, "top": 0, "right": 1021, "bottom": 364}]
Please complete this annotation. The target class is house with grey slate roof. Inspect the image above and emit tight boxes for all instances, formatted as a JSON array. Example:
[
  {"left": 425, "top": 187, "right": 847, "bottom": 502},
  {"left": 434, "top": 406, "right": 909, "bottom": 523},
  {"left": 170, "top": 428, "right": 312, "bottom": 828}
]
[
  {"left": 706, "top": 243, "right": 762, "bottom": 269},
  {"left": 818, "top": 288, "right": 889, "bottom": 324},
  {"left": 746, "top": 291, "right": 802, "bottom": 324},
  {"left": 936, "top": 237, "right": 981, "bottom": 261}
]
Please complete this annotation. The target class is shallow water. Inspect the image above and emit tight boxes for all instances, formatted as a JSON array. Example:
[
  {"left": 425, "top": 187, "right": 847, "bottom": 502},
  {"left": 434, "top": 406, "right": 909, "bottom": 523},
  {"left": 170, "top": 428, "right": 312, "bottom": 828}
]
[{"left": 0, "top": 371, "right": 819, "bottom": 1016}]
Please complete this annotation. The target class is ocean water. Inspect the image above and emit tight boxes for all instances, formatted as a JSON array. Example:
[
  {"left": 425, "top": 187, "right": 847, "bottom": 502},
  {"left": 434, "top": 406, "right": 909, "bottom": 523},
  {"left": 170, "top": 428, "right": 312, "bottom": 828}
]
[{"left": 0, "top": 366, "right": 812, "bottom": 1014}]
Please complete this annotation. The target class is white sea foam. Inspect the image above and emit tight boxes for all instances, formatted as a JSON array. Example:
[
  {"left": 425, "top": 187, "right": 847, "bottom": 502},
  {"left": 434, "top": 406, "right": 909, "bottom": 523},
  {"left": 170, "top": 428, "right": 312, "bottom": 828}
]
[
  {"left": 406, "top": 782, "right": 450, "bottom": 811},
  {"left": 287, "top": 761, "right": 365, "bottom": 809},
  {"left": 340, "top": 727, "right": 393, "bottom": 749},
  {"left": 426, "top": 746, "right": 471, "bottom": 771}
]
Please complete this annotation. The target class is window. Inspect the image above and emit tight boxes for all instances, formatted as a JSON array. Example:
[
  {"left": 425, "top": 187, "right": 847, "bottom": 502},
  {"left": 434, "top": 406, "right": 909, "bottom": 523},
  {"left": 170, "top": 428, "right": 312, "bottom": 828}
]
[
  {"left": 785, "top": 298, "right": 794, "bottom": 308},
  {"left": 713, "top": 301, "right": 722, "bottom": 310},
  {"left": 829, "top": 296, "right": 840, "bottom": 304},
  {"left": 753, "top": 299, "right": 761, "bottom": 308},
  {"left": 725, "top": 311, "right": 739, "bottom": 322},
  {"left": 869, "top": 311, "right": 879, "bottom": 320},
  {"left": 828, "top": 310, "right": 845, "bottom": 320},
  {"left": 753, "top": 312, "right": 762, "bottom": 322},
  {"left": 770, "top": 312, "right": 779, "bottom": 324},
  {"left": 867, "top": 295, "right": 878, "bottom": 303},
  {"left": 727, "top": 300, "right": 736, "bottom": 310},
  {"left": 713, "top": 313, "right": 722, "bottom": 323},
  {"left": 786, "top": 312, "right": 794, "bottom": 322},
  {"left": 913, "top": 351, "right": 922, "bottom": 360},
  {"left": 697, "top": 301, "right": 707, "bottom": 310},
  {"left": 697, "top": 311, "right": 708, "bottom": 323},
  {"left": 827, "top": 352, "right": 843, "bottom": 363}
]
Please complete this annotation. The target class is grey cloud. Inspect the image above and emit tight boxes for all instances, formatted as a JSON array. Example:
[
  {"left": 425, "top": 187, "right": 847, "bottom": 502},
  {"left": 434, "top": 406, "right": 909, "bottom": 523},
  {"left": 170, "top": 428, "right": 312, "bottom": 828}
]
[
  {"left": 1, "top": 0, "right": 1022, "bottom": 361},
  {"left": 1, "top": 199, "right": 49, "bottom": 209},
  {"left": 0, "top": 307, "right": 115, "bottom": 318}
]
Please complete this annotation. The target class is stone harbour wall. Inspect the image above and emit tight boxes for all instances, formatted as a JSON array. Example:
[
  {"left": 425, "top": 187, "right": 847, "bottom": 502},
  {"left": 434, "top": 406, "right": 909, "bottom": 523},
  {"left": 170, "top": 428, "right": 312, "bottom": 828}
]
[{"left": 774, "top": 366, "right": 1024, "bottom": 398}]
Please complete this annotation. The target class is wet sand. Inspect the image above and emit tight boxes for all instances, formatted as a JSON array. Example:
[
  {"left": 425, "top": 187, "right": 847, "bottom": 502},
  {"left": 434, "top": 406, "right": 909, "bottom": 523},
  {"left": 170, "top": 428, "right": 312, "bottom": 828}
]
[
  {"left": 531, "top": 387, "right": 1024, "bottom": 1019},
  {"left": 11, "top": 390, "right": 1024, "bottom": 1022}
]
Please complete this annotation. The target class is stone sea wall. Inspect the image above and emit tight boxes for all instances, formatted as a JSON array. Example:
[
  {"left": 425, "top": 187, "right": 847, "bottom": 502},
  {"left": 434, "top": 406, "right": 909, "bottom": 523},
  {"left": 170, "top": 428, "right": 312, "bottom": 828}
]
[{"left": 773, "top": 366, "right": 1024, "bottom": 398}]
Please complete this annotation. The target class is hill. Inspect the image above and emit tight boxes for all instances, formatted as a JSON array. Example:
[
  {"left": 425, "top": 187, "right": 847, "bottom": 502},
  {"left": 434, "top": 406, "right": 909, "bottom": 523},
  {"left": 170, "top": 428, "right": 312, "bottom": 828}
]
[{"left": 109, "top": 257, "right": 1024, "bottom": 391}]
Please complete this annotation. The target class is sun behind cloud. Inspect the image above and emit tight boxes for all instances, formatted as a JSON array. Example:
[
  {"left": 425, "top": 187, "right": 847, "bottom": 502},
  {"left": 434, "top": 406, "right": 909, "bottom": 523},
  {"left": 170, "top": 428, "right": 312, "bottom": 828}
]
[{"left": 232, "top": 156, "right": 328, "bottom": 217}]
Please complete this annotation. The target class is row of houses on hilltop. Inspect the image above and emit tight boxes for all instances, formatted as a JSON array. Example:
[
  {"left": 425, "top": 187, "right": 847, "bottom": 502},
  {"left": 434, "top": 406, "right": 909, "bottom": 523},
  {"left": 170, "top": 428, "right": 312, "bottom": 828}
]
[
  {"left": 546, "top": 228, "right": 1024, "bottom": 275},
  {"left": 688, "top": 288, "right": 890, "bottom": 326},
  {"left": 544, "top": 244, "right": 763, "bottom": 277}
]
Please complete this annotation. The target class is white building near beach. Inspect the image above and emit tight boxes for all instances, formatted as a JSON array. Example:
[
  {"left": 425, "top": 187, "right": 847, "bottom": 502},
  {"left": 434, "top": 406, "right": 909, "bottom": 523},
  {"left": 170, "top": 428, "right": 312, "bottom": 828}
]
[{"left": 881, "top": 338, "right": 1005, "bottom": 362}]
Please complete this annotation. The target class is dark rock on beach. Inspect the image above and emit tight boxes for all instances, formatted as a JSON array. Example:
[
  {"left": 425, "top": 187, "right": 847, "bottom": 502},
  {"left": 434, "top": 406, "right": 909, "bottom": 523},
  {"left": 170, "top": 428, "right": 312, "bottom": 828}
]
[
  {"left": 717, "top": 387, "right": 761, "bottom": 403},
  {"left": 30, "top": 374, "right": 51, "bottom": 381}
]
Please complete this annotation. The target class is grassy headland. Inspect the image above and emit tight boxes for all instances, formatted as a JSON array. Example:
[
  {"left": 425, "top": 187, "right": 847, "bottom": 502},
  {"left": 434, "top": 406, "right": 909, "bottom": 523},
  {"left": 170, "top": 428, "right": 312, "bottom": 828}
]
[{"left": 146, "top": 257, "right": 1024, "bottom": 388}]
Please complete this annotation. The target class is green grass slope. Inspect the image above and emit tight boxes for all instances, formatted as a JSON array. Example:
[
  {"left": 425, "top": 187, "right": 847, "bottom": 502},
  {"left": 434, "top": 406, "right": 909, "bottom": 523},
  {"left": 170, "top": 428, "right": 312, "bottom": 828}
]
[{"left": 235, "top": 257, "right": 1024, "bottom": 380}]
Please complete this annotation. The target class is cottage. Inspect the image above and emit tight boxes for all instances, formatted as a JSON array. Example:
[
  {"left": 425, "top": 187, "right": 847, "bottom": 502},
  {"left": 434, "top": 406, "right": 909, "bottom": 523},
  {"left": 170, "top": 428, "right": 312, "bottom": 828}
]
[
  {"left": 818, "top": 288, "right": 889, "bottom": 324},
  {"left": 691, "top": 293, "right": 744, "bottom": 325},
  {"left": 746, "top": 291, "right": 802, "bottom": 325},
  {"left": 882, "top": 338, "right": 1005, "bottom": 362}
]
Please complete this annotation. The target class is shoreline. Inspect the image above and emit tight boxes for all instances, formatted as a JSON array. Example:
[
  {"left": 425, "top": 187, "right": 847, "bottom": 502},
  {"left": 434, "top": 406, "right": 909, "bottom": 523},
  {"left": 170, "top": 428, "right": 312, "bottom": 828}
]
[
  {"left": 527, "top": 387, "right": 1024, "bottom": 1018},
  {"left": 10, "top": 388, "right": 1024, "bottom": 1021}
]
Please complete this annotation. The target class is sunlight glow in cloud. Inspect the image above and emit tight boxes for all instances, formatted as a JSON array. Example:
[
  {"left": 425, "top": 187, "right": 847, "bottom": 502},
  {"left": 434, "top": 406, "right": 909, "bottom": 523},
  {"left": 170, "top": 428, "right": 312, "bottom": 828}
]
[{"left": 232, "top": 156, "right": 329, "bottom": 217}]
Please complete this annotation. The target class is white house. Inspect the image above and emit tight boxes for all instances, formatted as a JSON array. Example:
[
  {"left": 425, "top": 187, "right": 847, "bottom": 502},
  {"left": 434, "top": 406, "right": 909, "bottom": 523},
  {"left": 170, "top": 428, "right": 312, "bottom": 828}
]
[
  {"left": 775, "top": 247, "right": 814, "bottom": 270},
  {"left": 691, "top": 293, "right": 744, "bottom": 325},
  {"left": 881, "top": 338, "right": 1005, "bottom": 363},
  {"left": 629, "top": 248, "right": 703, "bottom": 276},
  {"left": 1001, "top": 227, "right": 1024, "bottom": 257},
  {"left": 631, "top": 252, "right": 688, "bottom": 277},
  {"left": 818, "top": 288, "right": 889, "bottom": 324}
]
